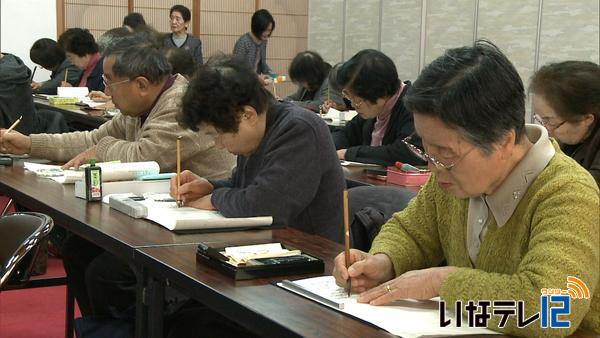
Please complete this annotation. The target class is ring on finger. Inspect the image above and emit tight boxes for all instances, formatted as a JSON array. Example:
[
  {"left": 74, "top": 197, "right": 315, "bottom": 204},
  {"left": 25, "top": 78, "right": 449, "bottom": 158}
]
[{"left": 386, "top": 284, "right": 392, "bottom": 293}]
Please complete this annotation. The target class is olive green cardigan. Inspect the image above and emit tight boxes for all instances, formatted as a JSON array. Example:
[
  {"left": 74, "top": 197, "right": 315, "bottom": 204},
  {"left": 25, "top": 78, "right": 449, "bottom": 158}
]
[{"left": 370, "top": 144, "right": 599, "bottom": 338}]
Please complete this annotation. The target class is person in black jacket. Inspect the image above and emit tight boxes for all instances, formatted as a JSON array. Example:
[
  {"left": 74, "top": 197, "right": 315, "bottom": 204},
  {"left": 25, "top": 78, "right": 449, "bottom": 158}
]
[
  {"left": 30, "top": 38, "right": 82, "bottom": 95},
  {"left": 331, "top": 49, "right": 425, "bottom": 166}
]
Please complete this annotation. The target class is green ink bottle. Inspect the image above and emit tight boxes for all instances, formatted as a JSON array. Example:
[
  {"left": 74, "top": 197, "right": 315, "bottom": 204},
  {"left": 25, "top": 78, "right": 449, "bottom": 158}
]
[{"left": 85, "top": 159, "right": 102, "bottom": 201}]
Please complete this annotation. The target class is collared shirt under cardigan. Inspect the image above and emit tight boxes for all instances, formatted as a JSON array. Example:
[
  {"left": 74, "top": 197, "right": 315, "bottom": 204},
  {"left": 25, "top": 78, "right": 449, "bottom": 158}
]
[
  {"left": 467, "top": 125, "right": 555, "bottom": 263},
  {"left": 370, "top": 124, "right": 599, "bottom": 337}
]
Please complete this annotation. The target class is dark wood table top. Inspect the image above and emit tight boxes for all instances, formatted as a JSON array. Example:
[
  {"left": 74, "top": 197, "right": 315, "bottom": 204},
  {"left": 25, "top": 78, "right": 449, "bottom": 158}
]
[
  {"left": 34, "top": 98, "right": 108, "bottom": 130},
  {"left": 0, "top": 161, "right": 273, "bottom": 260},
  {"left": 135, "top": 228, "right": 395, "bottom": 338}
]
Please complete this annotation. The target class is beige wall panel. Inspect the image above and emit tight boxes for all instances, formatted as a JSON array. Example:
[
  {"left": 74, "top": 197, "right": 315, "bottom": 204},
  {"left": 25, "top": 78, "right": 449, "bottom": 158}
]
[
  {"left": 538, "top": 0, "right": 600, "bottom": 65},
  {"left": 267, "top": 36, "right": 308, "bottom": 59},
  {"left": 137, "top": 8, "right": 172, "bottom": 33},
  {"left": 262, "top": 0, "right": 309, "bottom": 16},
  {"left": 65, "top": 4, "right": 127, "bottom": 30},
  {"left": 66, "top": 0, "right": 125, "bottom": 5},
  {"left": 134, "top": 0, "right": 193, "bottom": 9},
  {"left": 201, "top": 0, "right": 255, "bottom": 12},
  {"left": 268, "top": 59, "right": 293, "bottom": 74},
  {"left": 200, "top": 35, "right": 240, "bottom": 57},
  {"left": 200, "top": 12, "right": 250, "bottom": 35},
  {"left": 307, "top": 0, "right": 344, "bottom": 65},
  {"left": 381, "top": 0, "right": 422, "bottom": 82},
  {"left": 425, "top": 0, "right": 476, "bottom": 64},
  {"left": 271, "top": 14, "right": 308, "bottom": 37},
  {"left": 344, "top": 0, "right": 380, "bottom": 58},
  {"left": 477, "top": 0, "right": 538, "bottom": 87}
]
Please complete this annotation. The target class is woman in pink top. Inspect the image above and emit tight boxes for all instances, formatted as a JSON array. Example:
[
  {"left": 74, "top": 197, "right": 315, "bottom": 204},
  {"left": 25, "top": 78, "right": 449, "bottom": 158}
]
[{"left": 57, "top": 28, "right": 105, "bottom": 92}]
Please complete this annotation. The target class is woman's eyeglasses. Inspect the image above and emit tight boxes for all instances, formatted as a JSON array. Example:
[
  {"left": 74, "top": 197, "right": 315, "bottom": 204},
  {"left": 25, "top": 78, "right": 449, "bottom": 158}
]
[
  {"left": 341, "top": 89, "right": 364, "bottom": 108},
  {"left": 401, "top": 135, "right": 475, "bottom": 171},
  {"left": 533, "top": 114, "right": 566, "bottom": 130}
]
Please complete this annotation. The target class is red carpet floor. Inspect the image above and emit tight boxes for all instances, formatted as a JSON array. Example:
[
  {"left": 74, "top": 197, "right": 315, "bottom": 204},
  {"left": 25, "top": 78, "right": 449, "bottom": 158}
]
[{"left": 0, "top": 256, "right": 80, "bottom": 338}]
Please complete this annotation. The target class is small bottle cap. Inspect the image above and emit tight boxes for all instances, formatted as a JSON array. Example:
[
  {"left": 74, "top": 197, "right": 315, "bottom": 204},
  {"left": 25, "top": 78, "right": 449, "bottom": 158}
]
[{"left": 90, "top": 159, "right": 96, "bottom": 166}]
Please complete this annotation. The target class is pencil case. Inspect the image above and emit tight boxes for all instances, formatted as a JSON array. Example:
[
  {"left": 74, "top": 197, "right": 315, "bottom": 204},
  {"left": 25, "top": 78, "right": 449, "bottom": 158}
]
[
  {"left": 49, "top": 97, "right": 79, "bottom": 105},
  {"left": 386, "top": 166, "right": 431, "bottom": 186}
]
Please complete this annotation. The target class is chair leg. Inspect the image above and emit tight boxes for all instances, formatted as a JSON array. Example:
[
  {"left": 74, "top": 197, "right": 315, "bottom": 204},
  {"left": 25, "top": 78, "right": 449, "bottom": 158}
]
[
  {"left": 65, "top": 285, "right": 75, "bottom": 338},
  {"left": 1, "top": 198, "right": 14, "bottom": 216}
]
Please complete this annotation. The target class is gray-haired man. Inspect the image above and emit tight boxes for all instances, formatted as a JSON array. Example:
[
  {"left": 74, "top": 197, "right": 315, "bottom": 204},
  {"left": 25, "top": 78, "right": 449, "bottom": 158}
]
[{"left": 0, "top": 39, "right": 235, "bottom": 318}]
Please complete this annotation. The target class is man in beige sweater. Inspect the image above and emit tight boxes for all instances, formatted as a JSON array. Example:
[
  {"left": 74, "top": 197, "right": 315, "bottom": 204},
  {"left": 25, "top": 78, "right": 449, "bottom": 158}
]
[
  {"left": 0, "top": 39, "right": 235, "bottom": 319},
  {"left": 0, "top": 45, "right": 234, "bottom": 179}
]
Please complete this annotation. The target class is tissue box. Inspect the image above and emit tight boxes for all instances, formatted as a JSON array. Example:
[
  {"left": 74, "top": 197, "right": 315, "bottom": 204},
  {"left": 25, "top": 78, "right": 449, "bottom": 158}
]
[{"left": 386, "top": 167, "right": 431, "bottom": 186}]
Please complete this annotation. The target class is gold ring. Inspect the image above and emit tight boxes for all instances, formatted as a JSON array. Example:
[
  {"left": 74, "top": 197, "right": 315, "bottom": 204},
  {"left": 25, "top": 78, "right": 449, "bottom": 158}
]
[{"left": 386, "top": 284, "right": 392, "bottom": 293}]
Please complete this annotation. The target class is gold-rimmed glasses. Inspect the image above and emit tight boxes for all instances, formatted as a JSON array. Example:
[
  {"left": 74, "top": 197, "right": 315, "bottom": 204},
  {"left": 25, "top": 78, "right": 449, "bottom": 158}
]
[
  {"left": 102, "top": 75, "right": 131, "bottom": 90},
  {"left": 533, "top": 114, "right": 566, "bottom": 130},
  {"left": 342, "top": 89, "right": 364, "bottom": 108},
  {"left": 401, "top": 135, "right": 475, "bottom": 171}
]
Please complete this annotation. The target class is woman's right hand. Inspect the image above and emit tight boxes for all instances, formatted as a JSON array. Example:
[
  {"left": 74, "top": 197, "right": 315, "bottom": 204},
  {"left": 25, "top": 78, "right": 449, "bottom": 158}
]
[
  {"left": 321, "top": 99, "right": 346, "bottom": 113},
  {"left": 170, "top": 170, "right": 215, "bottom": 204},
  {"left": 332, "top": 249, "right": 395, "bottom": 293}
]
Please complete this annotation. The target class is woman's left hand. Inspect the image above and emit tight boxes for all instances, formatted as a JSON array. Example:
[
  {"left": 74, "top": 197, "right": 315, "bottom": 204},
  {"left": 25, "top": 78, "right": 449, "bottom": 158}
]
[{"left": 357, "top": 266, "right": 457, "bottom": 305}]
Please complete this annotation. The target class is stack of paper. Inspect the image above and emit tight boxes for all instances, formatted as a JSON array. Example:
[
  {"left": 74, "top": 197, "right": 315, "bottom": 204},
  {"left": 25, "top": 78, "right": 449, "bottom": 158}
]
[
  {"left": 322, "top": 108, "right": 358, "bottom": 122},
  {"left": 278, "top": 276, "right": 498, "bottom": 338},
  {"left": 140, "top": 193, "right": 273, "bottom": 232},
  {"left": 57, "top": 87, "right": 106, "bottom": 109},
  {"left": 24, "top": 161, "right": 160, "bottom": 184}
]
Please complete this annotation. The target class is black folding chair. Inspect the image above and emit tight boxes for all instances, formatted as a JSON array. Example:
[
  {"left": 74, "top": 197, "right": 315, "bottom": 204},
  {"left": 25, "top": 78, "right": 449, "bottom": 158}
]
[{"left": 0, "top": 211, "right": 74, "bottom": 338}]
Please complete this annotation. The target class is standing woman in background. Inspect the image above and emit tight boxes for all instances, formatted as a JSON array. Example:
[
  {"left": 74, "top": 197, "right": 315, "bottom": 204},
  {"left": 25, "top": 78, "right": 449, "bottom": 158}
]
[
  {"left": 530, "top": 61, "right": 600, "bottom": 185},
  {"left": 233, "top": 9, "right": 275, "bottom": 85},
  {"left": 163, "top": 4, "right": 203, "bottom": 65},
  {"left": 29, "top": 38, "right": 81, "bottom": 94},
  {"left": 57, "top": 28, "right": 105, "bottom": 92}
]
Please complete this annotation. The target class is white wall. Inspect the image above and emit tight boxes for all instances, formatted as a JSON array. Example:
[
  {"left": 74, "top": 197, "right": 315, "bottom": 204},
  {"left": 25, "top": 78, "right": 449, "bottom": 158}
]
[{"left": 0, "top": 0, "right": 58, "bottom": 82}]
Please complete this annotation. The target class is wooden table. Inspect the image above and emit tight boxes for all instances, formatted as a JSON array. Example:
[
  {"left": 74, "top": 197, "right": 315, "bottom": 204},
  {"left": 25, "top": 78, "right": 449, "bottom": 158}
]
[
  {"left": 0, "top": 161, "right": 252, "bottom": 259},
  {"left": 34, "top": 98, "right": 108, "bottom": 131},
  {"left": 134, "top": 228, "right": 394, "bottom": 338}
]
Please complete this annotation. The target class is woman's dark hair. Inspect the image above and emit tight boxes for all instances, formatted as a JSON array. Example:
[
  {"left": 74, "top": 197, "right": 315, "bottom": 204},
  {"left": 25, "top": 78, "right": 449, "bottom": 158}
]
[
  {"left": 123, "top": 12, "right": 146, "bottom": 29},
  {"left": 164, "top": 48, "right": 195, "bottom": 78},
  {"left": 336, "top": 49, "right": 400, "bottom": 103},
  {"left": 170, "top": 4, "right": 191, "bottom": 22},
  {"left": 180, "top": 55, "right": 271, "bottom": 133},
  {"left": 404, "top": 39, "right": 525, "bottom": 154},
  {"left": 251, "top": 9, "right": 275, "bottom": 37},
  {"left": 58, "top": 28, "right": 98, "bottom": 57},
  {"left": 288, "top": 51, "right": 331, "bottom": 92},
  {"left": 30, "top": 38, "right": 65, "bottom": 70},
  {"left": 530, "top": 61, "right": 600, "bottom": 121}
]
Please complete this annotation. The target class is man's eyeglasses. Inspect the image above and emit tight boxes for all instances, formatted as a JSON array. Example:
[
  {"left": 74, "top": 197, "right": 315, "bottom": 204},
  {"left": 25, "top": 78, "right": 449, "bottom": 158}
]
[
  {"left": 533, "top": 114, "right": 566, "bottom": 130},
  {"left": 401, "top": 135, "right": 474, "bottom": 171},
  {"left": 102, "top": 75, "right": 130, "bottom": 90},
  {"left": 342, "top": 89, "right": 364, "bottom": 108}
]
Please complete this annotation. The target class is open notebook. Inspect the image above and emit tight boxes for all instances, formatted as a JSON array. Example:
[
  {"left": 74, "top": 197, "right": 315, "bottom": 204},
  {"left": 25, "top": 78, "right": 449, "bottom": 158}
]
[
  {"left": 277, "top": 276, "right": 498, "bottom": 338},
  {"left": 111, "top": 193, "right": 273, "bottom": 232}
]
